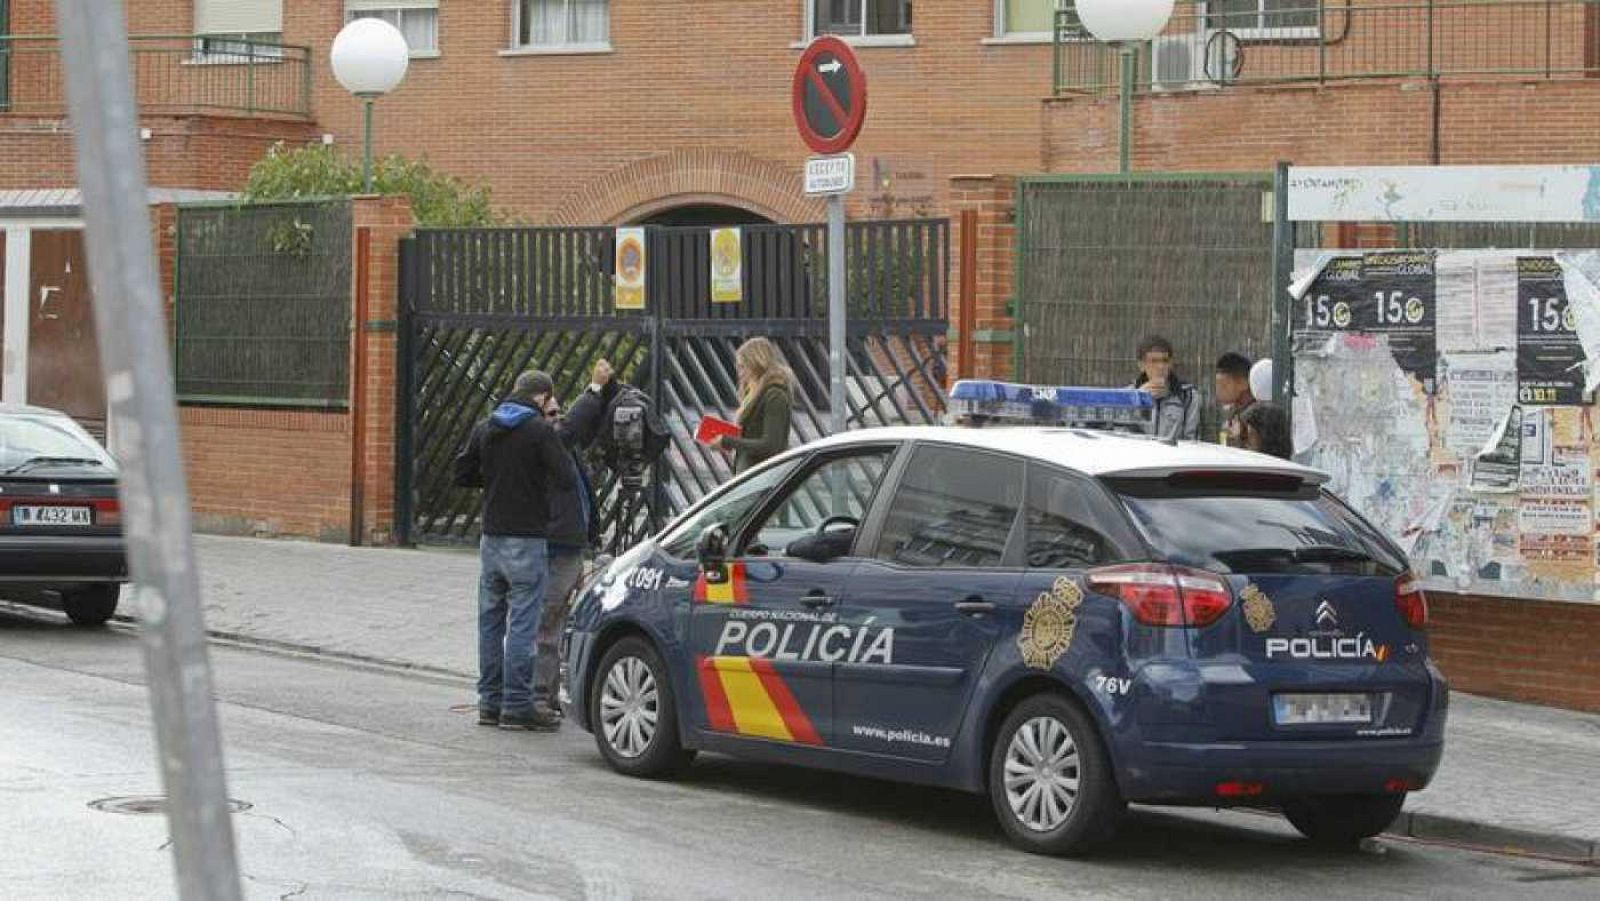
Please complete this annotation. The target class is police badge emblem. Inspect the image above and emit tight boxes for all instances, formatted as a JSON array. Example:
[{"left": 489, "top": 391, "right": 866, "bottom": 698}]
[
  {"left": 1018, "top": 576, "right": 1083, "bottom": 670},
  {"left": 1241, "top": 584, "right": 1276, "bottom": 634}
]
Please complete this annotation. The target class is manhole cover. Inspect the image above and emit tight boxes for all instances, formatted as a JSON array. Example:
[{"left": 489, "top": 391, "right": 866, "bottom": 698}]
[{"left": 89, "top": 796, "right": 252, "bottom": 816}]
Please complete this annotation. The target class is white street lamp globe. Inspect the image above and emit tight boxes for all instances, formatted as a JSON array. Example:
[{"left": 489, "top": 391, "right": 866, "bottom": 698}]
[
  {"left": 1250, "top": 358, "right": 1274, "bottom": 402},
  {"left": 1076, "top": 0, "right": 1176, "bottom": 43},
  {"left": 330, "top": 17, "right": 410, "bottom": 97}
]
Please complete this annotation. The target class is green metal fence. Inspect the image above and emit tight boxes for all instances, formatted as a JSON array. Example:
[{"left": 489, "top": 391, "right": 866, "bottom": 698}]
[
  {"left": 1055, "top": 0, "right": 1600, "bottom": 95},
  {"left": 0, "top": 34, "right": 311, "bottom": 117},
  {"left": 1015, "top": 173, "right": 1319, "bottom": 440},
  {"left": 176, "top": 201, "right": 353, "bottom": 407}
]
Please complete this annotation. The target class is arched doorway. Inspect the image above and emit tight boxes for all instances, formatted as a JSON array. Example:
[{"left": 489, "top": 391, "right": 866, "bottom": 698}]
[{"left": 637, "top": 203, "right": 773, "bottom": 227}]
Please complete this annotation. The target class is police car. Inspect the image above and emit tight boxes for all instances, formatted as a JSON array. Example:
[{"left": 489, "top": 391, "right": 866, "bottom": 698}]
[{"left": 563, "top": 381, "right": 1447, "bottom": 856}]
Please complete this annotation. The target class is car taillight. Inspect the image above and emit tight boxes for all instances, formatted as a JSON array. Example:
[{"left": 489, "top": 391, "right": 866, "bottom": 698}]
[
  {"left": 1395, "top": 573, "right": 1428, "bottom": 630},
  {"left": 1087, "top": 564, "right": 1233, "bottom": 628},
  {"left": 94, "top": 498, "right": 121, "bottom": 527}
]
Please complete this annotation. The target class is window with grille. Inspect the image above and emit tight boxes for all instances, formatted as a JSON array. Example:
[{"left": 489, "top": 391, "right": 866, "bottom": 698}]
[
  {"left": 811, "top": 0, "right": 912, "bottom": 40},
  {"left": 1205, "top": 0, "right": 1320, "bottom": 37},
  {"left": 348, "top": 1, "right": 439, "bottom": 56}
]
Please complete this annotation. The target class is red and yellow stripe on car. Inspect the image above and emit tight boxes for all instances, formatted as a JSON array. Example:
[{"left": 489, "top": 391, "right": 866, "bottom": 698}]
[
  {"left": 696, "top": 655, "right": 822, "bottom": 745},
  {"left": 693, "top": 562, "right": 748, "bottom": 605}
]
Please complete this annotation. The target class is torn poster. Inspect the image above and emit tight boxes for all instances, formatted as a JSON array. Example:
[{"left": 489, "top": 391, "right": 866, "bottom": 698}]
[
  {"left": 1291, "top": 393, "right": 1318, "bottom": 457},
  {"left": 1516, "top": 257, "right": 1585, "bottom": 405},
  {"left": 1520, "top": 407, "right": 1550, "bottom": 466},
  {"left": 1469, "top": 405, "right": 1522, "bottom": 492},
  {"left": 1440, "top": 350, "right": 1517, "bottom": 456},
  {"left": 1296, "top": 253, "right": 1437, "bottom": 390},
  {"left": 1554, "top": 250, "right": 1600, "bottom": 393},
  {"left": 1288, "top": 250, "right": 1339, "bottom": 301}
]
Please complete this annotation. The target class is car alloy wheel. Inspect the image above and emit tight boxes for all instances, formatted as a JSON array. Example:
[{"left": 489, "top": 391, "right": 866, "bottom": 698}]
[
  {"left": 588, "top": 636, "right": 693, "bottom": 779},
  {"left": 600, "top": 655, "right": 659, "bottom": 759},
  {"left": 988, "top": 693, "right": 1123, "bottom": 856},
  {"left": 1003, "top": 715, "right": 1081, "bottom": 832}
]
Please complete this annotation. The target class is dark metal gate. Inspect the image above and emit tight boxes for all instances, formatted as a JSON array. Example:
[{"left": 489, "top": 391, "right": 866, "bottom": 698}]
[{"left": 398, "top": 220, "right": 949, "bottom": 547}]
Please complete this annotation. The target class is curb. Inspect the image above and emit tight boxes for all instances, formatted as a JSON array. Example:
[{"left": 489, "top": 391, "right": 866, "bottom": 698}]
[
  {"left": 1386, "top": 810, "right": 1600, "bottom": 864},
  {"left": 109, "top": 614, "right": 476, "bottom": 685}
]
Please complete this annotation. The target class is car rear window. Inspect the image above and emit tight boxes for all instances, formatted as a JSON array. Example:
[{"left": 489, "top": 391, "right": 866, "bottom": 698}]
[
  {"left": 1104, "top": 475, "right": 1405, "bottom": 576},
  {"left": 0, "top": 414, "right": 114, "bottom": 473}
]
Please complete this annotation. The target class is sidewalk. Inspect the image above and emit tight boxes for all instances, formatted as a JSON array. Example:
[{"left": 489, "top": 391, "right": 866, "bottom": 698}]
[{"left": 186, "top": 534, "right": 1600, "bottom": 862}]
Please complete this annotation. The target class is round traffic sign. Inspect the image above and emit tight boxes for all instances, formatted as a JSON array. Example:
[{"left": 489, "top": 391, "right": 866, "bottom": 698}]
[{"left": 792, "top": 37, "right": 868, "bottom": 155}]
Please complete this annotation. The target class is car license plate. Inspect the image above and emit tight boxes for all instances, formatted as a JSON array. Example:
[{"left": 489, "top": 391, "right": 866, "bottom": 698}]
[
  {"left": 11, "top": 505, "right": 92, "bottom": 527},
  {"left": 1273, "top": 693, "right": 1372, "bottom": 725}
]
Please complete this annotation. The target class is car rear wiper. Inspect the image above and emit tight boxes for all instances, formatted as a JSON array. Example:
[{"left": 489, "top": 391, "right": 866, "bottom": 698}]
[
  {"left": 3, "top": 456, "right": 106, "bottom": 474},
  {"left": 1291, "top": 545, "right": 1373, "bottom": 564}
]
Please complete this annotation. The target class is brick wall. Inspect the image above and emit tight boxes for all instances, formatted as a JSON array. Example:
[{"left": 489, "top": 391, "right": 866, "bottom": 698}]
[
  {"left": 0, "top": 0, "right": 314, "bottom": 192},
  {"left": 279, "top": 1, "right": 1058, "bottom": 224},
  {"left": 949, "top": 175, "right": 1018, "bottom": 382},
  {"left": 181, "top": 406, "right": 352, "bottom": 541},
  {"left": 1044, "top": 79, "right": 1600, "bottom": 173},
  {"left": 1430, "top": 592, "right": 1600, "bottom": 713},
  {"left": 350, "top": 196, "right": 412, "bottom": 546},
  {"left": 0, "top": 112, "right": 317, "bottom": 193},
  {"left": 170, "top": 196, "right": 413, "bottom": 545}
]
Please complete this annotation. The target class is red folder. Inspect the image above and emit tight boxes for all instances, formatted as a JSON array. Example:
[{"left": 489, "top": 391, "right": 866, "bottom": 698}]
[{"left": 696, "top": 415, "right": 742, "bottom": 445}]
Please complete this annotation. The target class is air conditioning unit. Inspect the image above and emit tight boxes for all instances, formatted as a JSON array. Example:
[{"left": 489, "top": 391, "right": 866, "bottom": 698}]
[{"left": 1150, "top": 31, "right": 1239, "bottom": 91}]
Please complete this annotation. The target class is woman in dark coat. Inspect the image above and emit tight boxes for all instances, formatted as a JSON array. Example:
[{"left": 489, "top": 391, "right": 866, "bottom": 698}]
[{"left": 713, "top": 337, "right": 795, "bottom": 474}]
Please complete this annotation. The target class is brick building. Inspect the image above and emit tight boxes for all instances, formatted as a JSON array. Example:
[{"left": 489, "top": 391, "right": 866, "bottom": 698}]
[{"left": 2, "top": 1, "right": 1599, "bottom": 711}]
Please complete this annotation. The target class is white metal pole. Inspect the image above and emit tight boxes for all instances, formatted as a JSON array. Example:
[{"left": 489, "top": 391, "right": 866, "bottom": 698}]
[
  {"left": 828, "top": 192, "right": 847, "bottom": 434},
  {"left": 53, "top": 2, "right": 242, "bottom": 898}
]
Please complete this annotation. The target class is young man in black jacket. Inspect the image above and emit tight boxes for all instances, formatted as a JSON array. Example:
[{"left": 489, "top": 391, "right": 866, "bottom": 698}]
[
  {"left": 532, "top": 360, "right": 619, "bottom": 722},
  {"left": 453, "top": 370, "right": 574, "bottom": 732}
]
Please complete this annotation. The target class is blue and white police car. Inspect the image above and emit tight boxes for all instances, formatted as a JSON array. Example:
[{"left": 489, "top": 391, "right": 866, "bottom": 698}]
[{"left": 563, "top": 381, "right": 1447, "bottom": 856}]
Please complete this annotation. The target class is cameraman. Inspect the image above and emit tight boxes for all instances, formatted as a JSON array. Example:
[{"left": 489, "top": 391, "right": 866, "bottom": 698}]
[{"left": 532, "top": 359, "right": 618, "bottom": 723}]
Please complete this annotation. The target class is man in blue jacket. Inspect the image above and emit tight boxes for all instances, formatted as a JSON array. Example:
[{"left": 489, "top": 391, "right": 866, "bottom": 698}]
[{"left": 453, "top": 371, "right": 574, "bottom": 732}]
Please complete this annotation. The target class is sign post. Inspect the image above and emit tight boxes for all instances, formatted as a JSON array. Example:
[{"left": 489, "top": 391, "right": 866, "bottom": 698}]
[{"left": 794, "top": 37, "right": 867, "bottom": 435}]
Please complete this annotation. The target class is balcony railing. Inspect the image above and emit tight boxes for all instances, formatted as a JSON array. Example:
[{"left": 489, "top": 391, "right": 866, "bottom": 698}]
[
  {"left": 0, "top": 34, "right": 311, "bottom": 118},
  {"left": 1054, "top": 0, "right": 1600, "bottom": 95}
]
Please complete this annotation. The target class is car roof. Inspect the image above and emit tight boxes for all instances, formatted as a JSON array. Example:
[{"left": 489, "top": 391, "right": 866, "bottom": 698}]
[
  {"left": 0, "top": 403, "right": 72, "bottom": 419},
  {"left": 803, "top": 426, "right": 1328, "bottom": 484}
]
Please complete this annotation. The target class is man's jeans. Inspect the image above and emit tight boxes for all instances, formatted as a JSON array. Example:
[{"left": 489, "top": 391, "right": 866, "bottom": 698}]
[
  {"left": 534, "top": 546, "right": 586, "bottom": 710},
  {"left": 477, "top": 535, "right": 549, "bottom": 716}
]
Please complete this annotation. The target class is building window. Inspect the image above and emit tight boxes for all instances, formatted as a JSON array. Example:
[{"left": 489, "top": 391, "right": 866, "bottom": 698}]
[
  {"left": 515, "top": 0, "right": 610, "bottom": 49},
  {"left": 193, "top": 1, "right": 284, "bottom": 62},
  {"left": 997, "top": 0, "right": 1058, "bottom": 39},
  {"left": 811, "top": 0, "right": 912, "bottom": 40},
  {"left": 347, "top": 2, "right": 439, "bottom": 56},
  {"left": 1206, "top": 0, "right": 1320, "bottom": 38}
]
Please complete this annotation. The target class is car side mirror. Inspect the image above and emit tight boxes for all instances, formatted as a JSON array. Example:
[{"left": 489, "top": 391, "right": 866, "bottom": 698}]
[{"left": 696, "top": 524, "right": 728, "bottom": 573}]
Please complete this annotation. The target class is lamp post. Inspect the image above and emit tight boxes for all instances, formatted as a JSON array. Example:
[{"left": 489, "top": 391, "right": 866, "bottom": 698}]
[
  {"left": 1075, "top": 0, "right": 1175, "bottom": 175},
  {"left": 330, "top": 18, "right": 410, "bottom": 193}
]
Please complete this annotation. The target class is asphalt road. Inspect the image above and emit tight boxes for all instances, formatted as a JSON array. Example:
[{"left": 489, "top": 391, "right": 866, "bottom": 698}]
[{"left": 2, "top": 602, "right": 1596, "bottom": 900}]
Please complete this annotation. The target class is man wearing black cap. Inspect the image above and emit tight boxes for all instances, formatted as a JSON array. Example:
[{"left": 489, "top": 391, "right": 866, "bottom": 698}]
[{"left": 453, "top": 370, "right": 574, "bottom": 732}]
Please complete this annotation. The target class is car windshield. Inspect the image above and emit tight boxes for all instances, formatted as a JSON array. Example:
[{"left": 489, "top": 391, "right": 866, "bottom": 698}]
[
  {"left": 1106, "top": 474, "right": 1404, "bottom": 576},
  {"left": 0, "top": 413, "right": 115, "bottom": 473}
]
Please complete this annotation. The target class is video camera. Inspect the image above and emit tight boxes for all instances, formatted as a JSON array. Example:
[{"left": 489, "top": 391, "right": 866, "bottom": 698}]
[{"left": 598, "top": 384, "right": 669, "bottom": 490}]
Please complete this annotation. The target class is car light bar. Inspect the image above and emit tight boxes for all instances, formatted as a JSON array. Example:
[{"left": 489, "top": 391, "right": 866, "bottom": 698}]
[{"left": 947, "top": 379, "right": 1155, "bottom": 431}]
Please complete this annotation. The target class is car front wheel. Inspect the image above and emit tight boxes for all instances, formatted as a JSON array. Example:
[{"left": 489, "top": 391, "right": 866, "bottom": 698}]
[
  {"left": 589, "top": 636, "right": 693, "bottom": 778},
  {"left": 1281, "top": 793, "right": 1406, "bottom": 846},
  {"left": 62, "top": 585, "right": 119, "bottom": 627},
  {"left": 988, "top": 693, "right": 1123, "bottom": 856}
]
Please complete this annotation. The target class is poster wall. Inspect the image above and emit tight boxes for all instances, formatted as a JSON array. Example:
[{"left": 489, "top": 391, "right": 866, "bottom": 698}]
[{"left": 1293, "top": 249, "right": 1600, "bottom": 604}]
